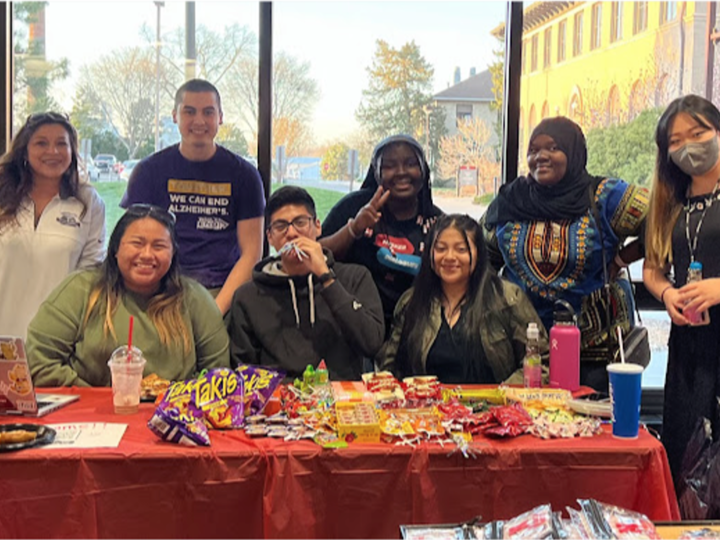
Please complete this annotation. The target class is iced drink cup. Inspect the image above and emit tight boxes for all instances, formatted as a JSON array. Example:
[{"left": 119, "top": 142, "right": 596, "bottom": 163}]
[
  {"left": 108, "top": 346, "right": 146, "bottom": 414},
  {"left": 607, "top": 362, "right": 643, "bottom": 439}
]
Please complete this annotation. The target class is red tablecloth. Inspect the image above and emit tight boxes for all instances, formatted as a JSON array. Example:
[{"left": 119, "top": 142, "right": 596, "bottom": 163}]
[{"left": 0, "top": 387, "right": 679, "bottom": 539}]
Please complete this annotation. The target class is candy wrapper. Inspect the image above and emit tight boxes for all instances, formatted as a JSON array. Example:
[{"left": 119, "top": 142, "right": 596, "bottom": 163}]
[
  {"left": 236, "top": 364, "right": 285, "bottom": 415},
  {"left": 482, "top": 404, "right": 534, "bottom": 438},
  {"left": 194, "top": 368, "right": 245, "bottom": 429},
  {"left": 148, "top": 399, "right": 210, "bottom": 446},
  {"left": 502, "top": 504, "right": 553, "bottom": 539},
  {"left": 577, "top": 499, "right": 660, "bottom": 540}
]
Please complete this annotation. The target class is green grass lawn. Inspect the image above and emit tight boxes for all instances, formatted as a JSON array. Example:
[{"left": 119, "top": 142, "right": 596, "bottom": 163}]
[{"left": 92, "top": 180, "right": 346, "bottom": 235}]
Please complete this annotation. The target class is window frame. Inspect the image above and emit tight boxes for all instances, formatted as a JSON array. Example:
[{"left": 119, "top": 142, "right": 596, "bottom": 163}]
[
  {"left": 633, "top": 1, "right": 648, "bottom": 35},
  {"left": 558, "top": 18, "right": 567, "bottom": 62},
  {"left": 573, "top": 11, "right": 584, "bottom": 57},
  {"left": 610, "top": 2, "right": 623, "bottom": 43},
  {"left": 543, "top": 27, "right": 552, "bottom": 68},
  {"left": 591, "top": 3, "right": 602, "bottom": 50}
]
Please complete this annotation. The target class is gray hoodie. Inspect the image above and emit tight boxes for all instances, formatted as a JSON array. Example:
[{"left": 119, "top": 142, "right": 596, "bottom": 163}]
[{"left": 226, "top": 249, "right": 385, "bottom": 380}]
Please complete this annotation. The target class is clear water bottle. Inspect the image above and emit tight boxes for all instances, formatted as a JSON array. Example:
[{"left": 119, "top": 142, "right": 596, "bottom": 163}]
[
  {"left": 549, "top": 300, "right": 581, "bottom": 391},
  {"left": 523, "top": 322, "right": 542, "bottom": 388},
  {"left": 685, "top": 261, "right": 710, "bottom": 326}
]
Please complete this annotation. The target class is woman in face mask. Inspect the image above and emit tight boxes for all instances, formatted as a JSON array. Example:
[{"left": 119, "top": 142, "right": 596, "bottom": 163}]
[{"left": 644, "top": 94, "right": 720, "bottom": 489}]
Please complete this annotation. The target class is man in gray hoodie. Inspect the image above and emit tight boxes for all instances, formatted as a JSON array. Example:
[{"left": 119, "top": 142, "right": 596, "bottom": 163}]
[{"left": 226, "top": 186, "right": 385, "bottom": 380}]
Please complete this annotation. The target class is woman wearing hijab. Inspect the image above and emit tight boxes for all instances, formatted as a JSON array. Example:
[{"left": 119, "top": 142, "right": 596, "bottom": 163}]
[
  {"left": 481, "top": 117, "right": 649, "bottom": 390},
  {"left": 320, "top": 134, "right": 443, "bottom": 335}
]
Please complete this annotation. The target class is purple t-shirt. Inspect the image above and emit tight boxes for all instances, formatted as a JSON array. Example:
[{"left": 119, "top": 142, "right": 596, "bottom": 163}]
[{"left": 121, "top": 144, "right": 265, "bottom": 288}]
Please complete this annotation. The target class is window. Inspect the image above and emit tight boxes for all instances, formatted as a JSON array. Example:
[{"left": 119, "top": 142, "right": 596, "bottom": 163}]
[
  {"left": 543, "top": 28, "right": 552, "bottom": 67},
  {"left": 531, "top": 34, "right": 538, "bottom": 71},
  {"left": 522, "top": 40, "right": 528, "bottom": 73},
  {"left": 591, "top": 3, "right": 602, "bottom": 50},
  {"left": 573, "top": 12, "right": 583, "bottom": 57},
  {"left": 610, "top": 2, "right": 623, "bottom": 43},
  {"left": 633, "top": 2, "right": 648, "bottom": 34},
  {"left": 12, "top": 2, "right": 261, "bottom": 233},
  {"left": 660, "top": 2, "right": 677, "bottom": 25},
  {"left": 456, "top": 104, "right": 473, "bottom": 125},
  {"left": 558, "top": 19, "right": 567, "bottom": 62}
]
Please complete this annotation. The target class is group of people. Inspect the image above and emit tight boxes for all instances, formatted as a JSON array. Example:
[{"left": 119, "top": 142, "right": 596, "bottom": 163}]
[{"left": 2, "top": 78, "right": 719, "bottom": 486}]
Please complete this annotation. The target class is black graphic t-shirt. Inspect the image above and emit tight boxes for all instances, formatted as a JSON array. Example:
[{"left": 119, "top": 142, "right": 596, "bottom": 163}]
[{"left": 322, "top": 190, "right": 442, "bottom": 331}]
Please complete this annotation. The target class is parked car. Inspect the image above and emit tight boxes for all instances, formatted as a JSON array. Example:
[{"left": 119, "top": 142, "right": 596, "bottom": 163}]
[
  {"left": 94, "top": 154, "right": 118, "bottom": 174},
  {"left": 119, "top": 159, "right": 140, "bottom": 182},
  {"left": 79, "top": 156, "right": 99, "bottom": 183}
]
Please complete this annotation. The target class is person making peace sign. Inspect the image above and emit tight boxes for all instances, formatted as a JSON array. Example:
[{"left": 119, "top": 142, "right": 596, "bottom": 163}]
[{"left": 320, "top": 134, "right": 443, "bottom": 337}]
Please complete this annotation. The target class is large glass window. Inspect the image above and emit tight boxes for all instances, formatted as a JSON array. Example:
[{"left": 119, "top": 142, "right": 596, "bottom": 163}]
[
  {"left": 12, "top": 2, "right": 260, "bottom": 232},
  {"left": 273, "top": 1, "right": 506, "bottom": 211}
]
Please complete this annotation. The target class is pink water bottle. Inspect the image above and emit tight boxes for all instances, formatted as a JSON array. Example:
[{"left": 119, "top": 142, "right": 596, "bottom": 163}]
[{"left": 549, "top": 300, "right": 580, "bottom": 391}]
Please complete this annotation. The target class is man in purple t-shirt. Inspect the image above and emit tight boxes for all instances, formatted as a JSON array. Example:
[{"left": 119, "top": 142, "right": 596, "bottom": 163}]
[{"left": 121, "top": 79, "right": 265, "bottom": 315}]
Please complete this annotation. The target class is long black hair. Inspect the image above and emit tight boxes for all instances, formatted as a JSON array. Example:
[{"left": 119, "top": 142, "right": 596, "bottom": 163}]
[
  {"left": 0, "top": 112, "right": 84, "bottom": 228},
  {"left": 395, "top": 214, "right": 505, "bottom": 378}
]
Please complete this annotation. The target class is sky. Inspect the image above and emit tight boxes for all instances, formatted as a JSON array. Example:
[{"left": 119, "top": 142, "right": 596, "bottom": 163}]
[{"left": 35, "top": 0, "right": 507, "bottom": 144}]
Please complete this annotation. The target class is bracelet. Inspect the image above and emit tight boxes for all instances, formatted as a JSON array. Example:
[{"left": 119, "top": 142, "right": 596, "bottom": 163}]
[
  {"left": 614, "top": 253, "right": 629, "bottom": 268},
  {"left": 346, "top": 218, "right": 359, "bottom": 240},
  {"left": 660, "top": 285, "right": 673, "bottom": 303}
]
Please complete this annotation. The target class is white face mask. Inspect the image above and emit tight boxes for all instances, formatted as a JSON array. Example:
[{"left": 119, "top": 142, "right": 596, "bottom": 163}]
[{"left": 669, "top": 136, "right": 720, "bottom": 177}]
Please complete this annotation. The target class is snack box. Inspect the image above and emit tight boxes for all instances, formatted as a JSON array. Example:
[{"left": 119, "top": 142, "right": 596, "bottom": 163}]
[
  {"left": 335, "top": 401, "right": 380, "bottom": 443},
  {"left": 332, "top": 381, "right": 374, "bottom": 403}
]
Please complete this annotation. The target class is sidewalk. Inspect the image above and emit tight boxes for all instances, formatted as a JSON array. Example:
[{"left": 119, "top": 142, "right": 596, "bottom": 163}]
[{"left": 434, "top": 196, "right": 487, "bottom": 220}]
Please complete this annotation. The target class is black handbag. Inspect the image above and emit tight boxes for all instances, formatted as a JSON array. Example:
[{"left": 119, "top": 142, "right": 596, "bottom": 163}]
[{"left": 589, "top": 185, "right": 652, "bottom": 368}]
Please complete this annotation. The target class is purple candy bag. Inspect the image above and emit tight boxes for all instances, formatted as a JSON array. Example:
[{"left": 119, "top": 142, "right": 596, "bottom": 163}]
[
  {"left": 148, "top": 399, "right": 211, "bottom": 446},
  {"left": 235, "top": 364, "right": 285, "bottom": 415},
  {"left": 193, "top": 368, "right": 245, "bottom": 429}
]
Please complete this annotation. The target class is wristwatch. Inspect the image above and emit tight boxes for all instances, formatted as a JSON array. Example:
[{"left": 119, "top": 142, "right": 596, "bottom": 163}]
[{"left": 317, "top": 269, "right": 336, "bottom": 286}]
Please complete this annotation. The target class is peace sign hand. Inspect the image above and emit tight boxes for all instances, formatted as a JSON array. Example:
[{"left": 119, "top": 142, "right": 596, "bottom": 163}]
[{"left": 352, "top": 186, "right": 390, "bottom": 235}]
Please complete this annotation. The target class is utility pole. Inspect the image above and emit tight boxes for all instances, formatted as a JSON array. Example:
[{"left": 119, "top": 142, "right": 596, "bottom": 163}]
[
  {"left": 185, "top": 2, "right": 196, "bottom": 80},
  {"left": 154, "top": 1, "right": 164, "bottom": 152}
]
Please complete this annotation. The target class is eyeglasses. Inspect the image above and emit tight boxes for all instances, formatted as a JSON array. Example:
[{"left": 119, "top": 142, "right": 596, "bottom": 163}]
[
  {"left": 267, "top": 215, "right": 315, "bottom": 235},
  {"left": 126, "top": 203, "right": 177, "bottom": 225}
]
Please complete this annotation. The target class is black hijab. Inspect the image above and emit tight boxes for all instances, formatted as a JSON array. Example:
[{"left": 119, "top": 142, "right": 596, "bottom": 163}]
[
  {"left": 359, "top": 134, "right": 436, "bottom": 220},
  {"left": 485, "top": 117, "right": 604, "bottom": 227}
]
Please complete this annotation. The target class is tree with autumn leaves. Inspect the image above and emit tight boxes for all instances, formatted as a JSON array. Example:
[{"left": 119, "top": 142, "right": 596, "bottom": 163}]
[
  {"left": 438, "top": 117, "right": 500, "bottom": 196},
  {"left": 355, "top": 39, "right": 445, "bottom": 171}
]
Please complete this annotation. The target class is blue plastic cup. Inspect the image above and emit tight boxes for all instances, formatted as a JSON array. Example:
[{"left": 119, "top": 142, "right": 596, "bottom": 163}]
[{"left": 607, "top": 363, "right": 644, "bottom": 439}]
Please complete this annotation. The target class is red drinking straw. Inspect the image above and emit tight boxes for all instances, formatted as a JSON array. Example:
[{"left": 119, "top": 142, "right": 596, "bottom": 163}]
[{"left": 127, "top": 315, "right": 134, "bottom": 361}]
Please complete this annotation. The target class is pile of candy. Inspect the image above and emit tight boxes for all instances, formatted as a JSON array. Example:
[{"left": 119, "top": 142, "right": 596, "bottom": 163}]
[{"left": 403, "top": 499, "right": 661, "bottom": 540}]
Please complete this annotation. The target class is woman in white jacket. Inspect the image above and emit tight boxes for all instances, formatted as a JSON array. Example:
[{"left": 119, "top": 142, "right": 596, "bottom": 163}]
[{"left": 0, "top": 112, "right": 106, "bottom": 339}]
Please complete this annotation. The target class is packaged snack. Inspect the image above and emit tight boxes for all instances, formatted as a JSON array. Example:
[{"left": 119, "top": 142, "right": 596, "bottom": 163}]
[
  {"left": 148, "top": 400, "right": 210, "bottom": 446},
  {"left": 402, "top": 527, "right": 465, "bottom": 540},
  {"left": 502, "top": 504, "right": 552, "bottom": 539},
  {"left": 236, "top": 364, "right": 285, "bottom": 415},
  {"left": 584, "top": 499, "right": 660, "bottom": 539},
  {"left": 483, "top": 404, "right": 533, "bottom": 438},
  {"left": 192, "top": 368, "right": 245, "bottom": 429}
]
